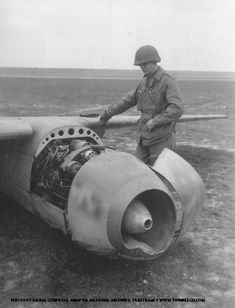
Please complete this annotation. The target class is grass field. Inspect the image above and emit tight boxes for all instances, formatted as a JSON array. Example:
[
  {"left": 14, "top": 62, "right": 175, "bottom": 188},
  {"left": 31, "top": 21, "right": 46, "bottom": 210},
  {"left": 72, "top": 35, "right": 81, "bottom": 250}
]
[{"left": 0, "top": 73, "right": 235, "bottom": 308}]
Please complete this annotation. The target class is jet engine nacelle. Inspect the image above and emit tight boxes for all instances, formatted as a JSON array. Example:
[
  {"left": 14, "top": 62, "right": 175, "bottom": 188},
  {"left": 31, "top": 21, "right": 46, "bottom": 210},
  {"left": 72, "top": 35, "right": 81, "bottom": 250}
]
[
  {"left": 67, "top": 150, "right": 179, "bottom": 259},
  {"left": 0, "top": 118, "right": 205, "bottom": 260}
]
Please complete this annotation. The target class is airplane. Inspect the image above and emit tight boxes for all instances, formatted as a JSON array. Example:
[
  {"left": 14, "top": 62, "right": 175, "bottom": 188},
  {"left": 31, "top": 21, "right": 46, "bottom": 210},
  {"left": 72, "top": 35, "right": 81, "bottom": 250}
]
[{"left": 0, "top": 112, "right": 227, "bottom": 260}]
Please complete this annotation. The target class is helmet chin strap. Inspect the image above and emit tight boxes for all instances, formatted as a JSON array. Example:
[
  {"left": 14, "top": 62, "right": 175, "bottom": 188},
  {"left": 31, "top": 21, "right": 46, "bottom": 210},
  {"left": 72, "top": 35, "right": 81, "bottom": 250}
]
[{"left": 145, "top": 64, "right": 159, "bottom": 78}]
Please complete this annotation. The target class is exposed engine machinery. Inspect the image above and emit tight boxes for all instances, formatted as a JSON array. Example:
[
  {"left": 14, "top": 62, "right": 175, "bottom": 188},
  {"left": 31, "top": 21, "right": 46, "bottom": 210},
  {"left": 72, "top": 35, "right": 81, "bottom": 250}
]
[
  {"left": 31, "top": 138, "right": 105, "bottom": 208},
  {"left": 0, "top": 121, "right": 205, "bottom": 260}
]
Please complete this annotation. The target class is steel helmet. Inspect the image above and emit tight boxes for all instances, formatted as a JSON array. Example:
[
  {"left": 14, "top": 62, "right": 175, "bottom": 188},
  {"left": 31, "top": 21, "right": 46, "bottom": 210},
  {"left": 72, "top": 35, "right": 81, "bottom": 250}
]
[{"left": 134, "top": 45, "right": 161, "bottom": 65}]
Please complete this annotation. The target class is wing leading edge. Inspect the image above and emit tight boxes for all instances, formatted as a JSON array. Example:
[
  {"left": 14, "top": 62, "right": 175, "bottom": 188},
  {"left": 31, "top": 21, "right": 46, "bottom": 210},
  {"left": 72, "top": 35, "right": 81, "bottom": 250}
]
[
  {"left": 85, "top": 114, "right": 228, "bottom": 129},
  {"left": 0, "top": 119, "right": 33, "bottom": 140}
]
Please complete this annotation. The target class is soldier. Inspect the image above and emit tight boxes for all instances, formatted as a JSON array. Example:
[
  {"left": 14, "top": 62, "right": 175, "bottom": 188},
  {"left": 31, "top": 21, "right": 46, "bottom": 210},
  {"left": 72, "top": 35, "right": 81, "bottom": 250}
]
[{"left": 100, "top": 45, "right": 184, "bottom": 165}]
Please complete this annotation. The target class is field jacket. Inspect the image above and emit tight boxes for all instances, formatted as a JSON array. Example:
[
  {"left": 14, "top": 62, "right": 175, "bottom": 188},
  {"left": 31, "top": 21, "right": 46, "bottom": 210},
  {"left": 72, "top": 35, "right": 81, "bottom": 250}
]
[{"left": 105, "top": 66, "right": 184, "bottom": 146}]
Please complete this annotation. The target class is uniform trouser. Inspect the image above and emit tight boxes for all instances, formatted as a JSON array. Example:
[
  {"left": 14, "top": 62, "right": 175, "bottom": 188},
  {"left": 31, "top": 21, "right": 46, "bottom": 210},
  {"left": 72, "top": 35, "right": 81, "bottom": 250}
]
[{"left": 135, "top": 133, "right": 176, "bottom": 165}]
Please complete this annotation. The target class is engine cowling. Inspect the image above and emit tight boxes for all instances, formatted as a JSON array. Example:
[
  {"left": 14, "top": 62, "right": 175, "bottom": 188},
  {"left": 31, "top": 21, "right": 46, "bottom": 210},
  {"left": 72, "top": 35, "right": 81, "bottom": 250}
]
[
  {"left": 30, "top": 129, "right": 204, "bottom": 260},
  {"left": 67, "top": 150, "right": 180, "bottom": 260},
  {"left": 1, "top": 121, "right": 203, "bottom": 261}
]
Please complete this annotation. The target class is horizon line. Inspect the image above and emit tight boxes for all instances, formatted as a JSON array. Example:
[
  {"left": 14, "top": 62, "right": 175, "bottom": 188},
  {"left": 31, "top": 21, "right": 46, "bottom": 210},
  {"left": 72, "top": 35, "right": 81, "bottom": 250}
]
[{"left": 0, "top": 66, "right": 235, "bottom": 74}]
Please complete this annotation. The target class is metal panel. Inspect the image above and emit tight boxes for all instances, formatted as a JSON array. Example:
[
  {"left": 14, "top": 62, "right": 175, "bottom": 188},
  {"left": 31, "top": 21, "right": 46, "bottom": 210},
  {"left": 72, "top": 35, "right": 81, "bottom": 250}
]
[
  {"left": 0, "top": 119, "right": 33, "bottom": 140},
  {"left": 152, "top": 148, "right": 205, "bottom": 239},
  {"left": 67, "top": 150, "right": 177, "bottom": 259},
  {"left": 30, "top": 194, "right": 67, "bottom": 233}
]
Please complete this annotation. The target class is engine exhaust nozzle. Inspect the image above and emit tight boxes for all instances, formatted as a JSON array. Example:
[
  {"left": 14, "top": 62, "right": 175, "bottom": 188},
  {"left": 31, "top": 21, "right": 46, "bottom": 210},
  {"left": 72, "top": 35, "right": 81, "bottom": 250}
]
[{"left": 122, "top": 199, "right": 153, "bottom": 234}]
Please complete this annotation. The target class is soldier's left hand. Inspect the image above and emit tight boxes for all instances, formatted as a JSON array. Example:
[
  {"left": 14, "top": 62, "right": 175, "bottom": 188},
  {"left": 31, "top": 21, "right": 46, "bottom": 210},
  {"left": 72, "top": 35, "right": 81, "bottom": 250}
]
[{"left": 144, "top": 119, "right": 155, "bottom": 131}]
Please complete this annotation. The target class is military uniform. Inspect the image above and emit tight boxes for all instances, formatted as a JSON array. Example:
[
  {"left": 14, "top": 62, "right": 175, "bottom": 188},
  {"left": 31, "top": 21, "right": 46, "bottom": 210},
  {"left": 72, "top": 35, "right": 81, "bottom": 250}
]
[{"left": 102, "top": 66, "right": 184, "bottom": 165}]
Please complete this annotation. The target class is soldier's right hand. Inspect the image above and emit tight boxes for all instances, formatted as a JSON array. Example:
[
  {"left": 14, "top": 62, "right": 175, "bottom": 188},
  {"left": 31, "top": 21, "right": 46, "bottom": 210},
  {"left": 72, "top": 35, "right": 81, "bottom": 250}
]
[{"left": 99, "top": 110, "right": 110, "bottom": 125}]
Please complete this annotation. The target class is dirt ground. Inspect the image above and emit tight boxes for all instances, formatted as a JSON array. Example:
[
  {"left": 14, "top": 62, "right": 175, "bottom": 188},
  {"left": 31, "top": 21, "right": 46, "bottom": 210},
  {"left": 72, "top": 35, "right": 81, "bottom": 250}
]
[{"left": 0, "top": 76, "right": 235, "bottom": 307}]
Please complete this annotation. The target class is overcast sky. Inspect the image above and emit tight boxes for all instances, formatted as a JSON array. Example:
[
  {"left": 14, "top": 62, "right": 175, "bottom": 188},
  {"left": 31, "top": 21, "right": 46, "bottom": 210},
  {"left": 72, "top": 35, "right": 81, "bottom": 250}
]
[{"left": 0, "top": 0, "right": 234, "bottom": 71}]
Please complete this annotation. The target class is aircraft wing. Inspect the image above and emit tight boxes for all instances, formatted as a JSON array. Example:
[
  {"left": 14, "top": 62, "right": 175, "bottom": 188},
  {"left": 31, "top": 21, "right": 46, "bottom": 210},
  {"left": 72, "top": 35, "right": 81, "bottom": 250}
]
[
  {"left": 178, "top": 114, "right": 228, "bottom": 122},
  {"left": 85, "top": 114, "right": 228, "bottom": 129},
  {"left": 0, "top": 118, "right": 33, "bottom": 140},
  {"left": 0, "top": 113, "right": 227, "bottom": 141}
]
